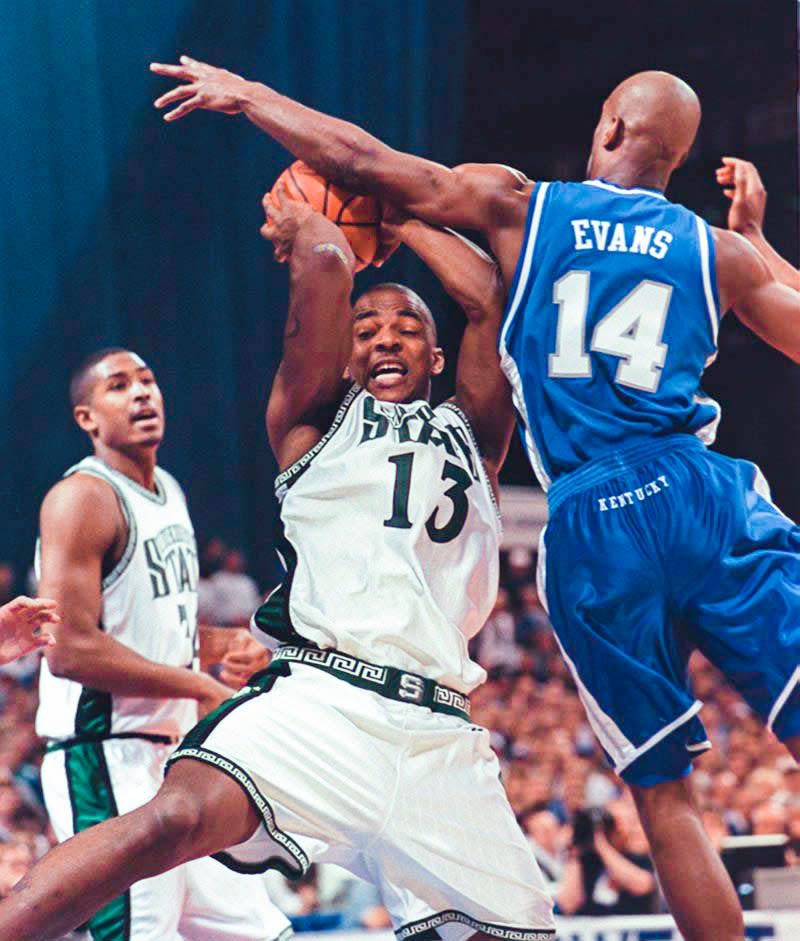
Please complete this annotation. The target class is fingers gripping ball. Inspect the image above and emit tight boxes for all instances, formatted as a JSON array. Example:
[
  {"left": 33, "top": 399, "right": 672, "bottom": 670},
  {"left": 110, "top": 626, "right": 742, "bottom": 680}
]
[{"left": 270, "top": 161, "right": 381, "bottom": 271}]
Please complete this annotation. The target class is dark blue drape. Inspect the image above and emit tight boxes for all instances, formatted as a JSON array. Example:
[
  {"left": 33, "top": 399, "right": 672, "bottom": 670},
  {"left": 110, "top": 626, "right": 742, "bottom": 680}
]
[{"left": 0, "top": 0, "right": 467, "bottom": 583}]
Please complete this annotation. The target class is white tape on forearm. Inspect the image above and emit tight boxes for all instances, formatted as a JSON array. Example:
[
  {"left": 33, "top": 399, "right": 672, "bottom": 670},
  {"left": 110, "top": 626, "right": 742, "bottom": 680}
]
[{"left": 313, "top": 242, "right": 349, "bottom": 266}]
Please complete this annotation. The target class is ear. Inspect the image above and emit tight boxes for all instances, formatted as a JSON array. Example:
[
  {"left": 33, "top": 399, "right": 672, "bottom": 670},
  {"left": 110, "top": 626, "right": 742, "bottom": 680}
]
[
  {"left": 74, "top": 404, "right": 98, "bottom": 437},
  {"left": 431, "top": 347, "right": 445, "bottom": 376},
  {"left": 603, "top": 115, "right": 625, "bottom": 151}
]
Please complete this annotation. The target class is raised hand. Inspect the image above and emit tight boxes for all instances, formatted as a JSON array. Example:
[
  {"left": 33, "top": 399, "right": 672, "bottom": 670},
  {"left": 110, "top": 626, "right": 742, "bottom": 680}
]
[
  {"left": 260, "top": 182, "right": 315, "bottom": 262},
  {"left": 0, "top": 596, "right": 59, "bottom": 664},
  {"left": 716, "top": 157, "right": 767, "bottom": 235},
  {"left": 150, "top": 55, "right": 249, "bottom": 122}
]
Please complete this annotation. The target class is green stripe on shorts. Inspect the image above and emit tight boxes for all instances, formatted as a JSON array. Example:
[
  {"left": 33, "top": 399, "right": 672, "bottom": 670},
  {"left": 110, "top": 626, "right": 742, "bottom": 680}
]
[{"left": 65, "top": 742, "right": 130, "bottom": 941}]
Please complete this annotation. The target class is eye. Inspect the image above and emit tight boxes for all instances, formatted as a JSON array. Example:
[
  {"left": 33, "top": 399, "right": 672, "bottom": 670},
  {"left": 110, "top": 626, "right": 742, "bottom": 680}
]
[{"left": 356, "top": 331, "right": 374, "bottom": 341}]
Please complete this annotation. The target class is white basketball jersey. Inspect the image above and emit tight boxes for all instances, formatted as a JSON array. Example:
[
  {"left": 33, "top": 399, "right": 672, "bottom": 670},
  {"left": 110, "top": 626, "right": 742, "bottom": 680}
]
[
  {"left": 36, "top": 457, "right": 200, "bottom": 741},
  {"left": 254, "top": 386, "right": 501, "bottom": 694}
]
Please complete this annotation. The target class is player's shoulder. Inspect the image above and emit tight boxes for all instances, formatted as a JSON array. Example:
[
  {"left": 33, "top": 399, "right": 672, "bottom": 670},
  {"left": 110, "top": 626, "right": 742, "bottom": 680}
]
[
  {"left": 453, "top": 163, "right": 534, "bottom": 223},
  {"left": 40, "top": 473, "right": 121, "bottom": 549}
]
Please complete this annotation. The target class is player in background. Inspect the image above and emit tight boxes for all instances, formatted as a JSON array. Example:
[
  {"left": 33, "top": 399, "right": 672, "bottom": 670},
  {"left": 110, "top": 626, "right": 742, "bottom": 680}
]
[
  {"left": 0, "top": 196, "right": 556, "bottom": 939},
  {"left": 32, "top": 348, "right": 290, "bottom": 941},
  {"left": 148, "top": 60, "right": 800, "bottom": 941},
  {"left": 0, "top": 596, "right": 57, "bottom": 665}
]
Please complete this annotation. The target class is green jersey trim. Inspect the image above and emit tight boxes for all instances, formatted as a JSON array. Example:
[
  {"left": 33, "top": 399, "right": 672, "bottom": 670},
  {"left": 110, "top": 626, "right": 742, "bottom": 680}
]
[
  {"left": 65, "top": 742, "right": 131, "bottom": 940},
  {"left": 437, "top": 400, "right": 503, "bottom": 525},
  {"left": 274, "top": 384, "right": 363, "bottom": 495},
  {"left": 75, "top": 685, "right": 113, "bottom": 739}
]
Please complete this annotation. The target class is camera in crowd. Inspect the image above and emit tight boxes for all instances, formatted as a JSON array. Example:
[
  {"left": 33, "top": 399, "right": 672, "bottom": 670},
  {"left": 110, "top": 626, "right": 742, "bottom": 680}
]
[{"left": 572, "top": 806, "right": 614, "bottom": 851}]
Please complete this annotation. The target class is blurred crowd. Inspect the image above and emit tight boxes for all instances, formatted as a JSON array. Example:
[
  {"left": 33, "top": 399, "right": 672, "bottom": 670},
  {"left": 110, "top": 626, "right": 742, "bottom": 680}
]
[{"left": 0, "top": 544, "right": 798, "bottom": 924}]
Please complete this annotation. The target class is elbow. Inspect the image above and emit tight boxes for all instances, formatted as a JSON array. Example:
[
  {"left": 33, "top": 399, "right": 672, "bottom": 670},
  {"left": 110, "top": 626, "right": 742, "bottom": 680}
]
[{"left": 45, "top": 639, "right": 89, "bottom": 682}]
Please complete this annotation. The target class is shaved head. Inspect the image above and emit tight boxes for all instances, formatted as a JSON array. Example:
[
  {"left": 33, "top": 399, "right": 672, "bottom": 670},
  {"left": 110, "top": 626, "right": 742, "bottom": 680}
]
[
  {"left": 353, "top": 283, "right": 438, "bottom": 343},
  {"left": 588, "top": 71, "right": 701, "bottom": 188}
]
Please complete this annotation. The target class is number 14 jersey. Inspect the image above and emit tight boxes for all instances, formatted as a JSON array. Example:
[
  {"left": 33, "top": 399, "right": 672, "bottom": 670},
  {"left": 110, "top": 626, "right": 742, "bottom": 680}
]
[
  {"left": 257, "top": 386, "right": 500, "bottom": 694},
  {"left": 500, "top": 179, "right": 722, "bottom": 490}
]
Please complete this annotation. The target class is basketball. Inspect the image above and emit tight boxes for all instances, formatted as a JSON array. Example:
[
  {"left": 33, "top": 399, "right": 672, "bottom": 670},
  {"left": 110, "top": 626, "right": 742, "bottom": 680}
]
[{"left": 270, "top": 160, "right": 382, "bottom": 271}]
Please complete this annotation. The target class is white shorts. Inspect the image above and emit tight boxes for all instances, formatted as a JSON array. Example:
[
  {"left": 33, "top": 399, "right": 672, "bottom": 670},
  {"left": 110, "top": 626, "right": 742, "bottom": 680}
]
[
  {"left": 168, "top": 663, "right": 555, "bottom": 940},
  {"left": 41, "top": 737, "right": 292, "bottom": 941}
]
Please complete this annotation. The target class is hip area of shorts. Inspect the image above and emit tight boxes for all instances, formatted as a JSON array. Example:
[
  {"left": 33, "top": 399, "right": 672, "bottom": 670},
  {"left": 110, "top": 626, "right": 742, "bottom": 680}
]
[
  {"left": 254, "top": 662, "right": 484, "bottom": 739},
  {"left": 547, "top": 433, "right": 710, "bottom": 516}
]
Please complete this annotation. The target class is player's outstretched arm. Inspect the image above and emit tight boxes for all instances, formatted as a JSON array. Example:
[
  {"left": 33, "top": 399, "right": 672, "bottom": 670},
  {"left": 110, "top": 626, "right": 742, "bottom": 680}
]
[
  {"left": 0, "top": 596, "right": 58, "bottom": 664},
  {"left": 714, "top": 227, "right": 800, "bottom": 363},
  {"left": 388, "top": 217, "right": 514, "bottom": 483},
  {"left": 39, "top": 476, "right": 233, "bottom": 711},
  {"left": 263, "top": 186, "right": 356, "bottom": 471},
  {"left": 150, "top": 56, "right": 527, "bottom": 234},
  {"left": 716, "top": 157, "right": 800, "bottom": 291}
]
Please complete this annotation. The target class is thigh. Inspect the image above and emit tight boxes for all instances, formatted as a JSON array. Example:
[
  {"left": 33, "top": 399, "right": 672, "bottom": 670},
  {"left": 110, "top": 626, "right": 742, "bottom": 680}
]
[
  {"left": 540, "top": 477, "right": 708, "bottom": 787},
  {"left": 167, "top": 666, "right": 393, "bottom": 879},
  {"left": 180, "top": 857, "right": 291, "bottom": 941},
  {"left": 687, "top": 456, "right": 800, "bottom": 740},
  {"left": 372, "top": 716, "right": 555, "bottom": 940}
]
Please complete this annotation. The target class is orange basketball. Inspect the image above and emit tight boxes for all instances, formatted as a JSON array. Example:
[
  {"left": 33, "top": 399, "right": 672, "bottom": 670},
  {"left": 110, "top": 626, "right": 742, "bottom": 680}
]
[{"left": 270, "top": 160, "right": 381, "bottom": 271}]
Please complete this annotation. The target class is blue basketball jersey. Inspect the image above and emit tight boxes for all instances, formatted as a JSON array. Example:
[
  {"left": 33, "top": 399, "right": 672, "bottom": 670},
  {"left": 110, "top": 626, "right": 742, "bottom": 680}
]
[{"left": 500, "top": 179, "right": 722, "bottom": 488}]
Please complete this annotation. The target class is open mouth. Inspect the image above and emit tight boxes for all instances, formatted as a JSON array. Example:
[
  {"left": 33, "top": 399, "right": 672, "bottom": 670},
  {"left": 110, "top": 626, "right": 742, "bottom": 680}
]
[
  {"left": 370, "top": 361, "right": 408, "bottom": 388},
  {"left": 131, "top": 410, "right": 159, "bottom": 425}
]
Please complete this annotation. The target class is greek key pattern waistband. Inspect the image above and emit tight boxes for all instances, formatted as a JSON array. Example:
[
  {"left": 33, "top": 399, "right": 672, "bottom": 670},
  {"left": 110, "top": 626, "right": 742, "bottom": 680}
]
[{"left": 271, "top": 644, "right": 471, "bottom": 720}]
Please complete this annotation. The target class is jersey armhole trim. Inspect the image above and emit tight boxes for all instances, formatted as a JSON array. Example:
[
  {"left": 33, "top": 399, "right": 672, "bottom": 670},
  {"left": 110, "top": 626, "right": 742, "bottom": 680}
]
[
  {"left": 437, "top": 401, "right": 502, "bottom": 527},
  {"left": 65, "top": 468, "right": 138, "bottom": 591},
  {"left": 696, "top": 216, "right": 720, "bottom": 347},
  {"left": 274, "top": 384, "right": 362, "bottom": 495}
]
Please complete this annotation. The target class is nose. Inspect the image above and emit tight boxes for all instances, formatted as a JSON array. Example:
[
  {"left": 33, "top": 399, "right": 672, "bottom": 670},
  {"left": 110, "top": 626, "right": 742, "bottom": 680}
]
[
  {"left": 375, "top": 333, "right": 402, "bottom": 353},
  {"left": 131, "top": 380, "right": 152, "bottom": 401}
]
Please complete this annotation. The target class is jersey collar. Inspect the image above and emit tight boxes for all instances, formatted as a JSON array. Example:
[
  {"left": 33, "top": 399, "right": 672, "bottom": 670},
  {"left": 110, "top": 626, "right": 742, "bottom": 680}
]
[{"left": 584, "top": 178, "right": 667, "bottom": 200}]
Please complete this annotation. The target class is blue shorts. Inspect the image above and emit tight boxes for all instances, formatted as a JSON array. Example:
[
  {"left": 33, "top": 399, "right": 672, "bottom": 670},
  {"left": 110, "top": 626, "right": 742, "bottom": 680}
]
[{"left": 540, "top": 435, "right": 800, "bottom": 788}]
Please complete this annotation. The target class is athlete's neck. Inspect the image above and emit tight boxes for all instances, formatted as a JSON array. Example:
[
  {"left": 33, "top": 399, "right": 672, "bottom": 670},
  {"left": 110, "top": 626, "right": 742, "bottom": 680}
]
[
  {"left": 92, "top": 444, "right": 158, "bottom": 491},
  {"left": 587, "top": 157, "right": 671, "bottom": 194}
]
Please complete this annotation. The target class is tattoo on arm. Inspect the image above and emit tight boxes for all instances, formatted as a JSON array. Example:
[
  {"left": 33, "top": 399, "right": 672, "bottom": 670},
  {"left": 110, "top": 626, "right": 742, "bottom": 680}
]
[{"left": 313, "top": 242, "right": 350, "bottom": 265}]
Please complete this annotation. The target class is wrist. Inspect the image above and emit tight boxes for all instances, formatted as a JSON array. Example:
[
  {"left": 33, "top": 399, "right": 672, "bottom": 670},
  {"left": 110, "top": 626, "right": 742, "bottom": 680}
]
[
  {"left": 733, "top": 220, "right": 763, "bottom": 238},
  {"left": 239, "top": 79, "right": 274, "bottom": 112}
]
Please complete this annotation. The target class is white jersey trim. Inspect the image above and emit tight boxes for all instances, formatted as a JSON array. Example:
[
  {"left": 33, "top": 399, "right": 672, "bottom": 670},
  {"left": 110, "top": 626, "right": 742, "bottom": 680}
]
[
  {"left": 499, "top": 182, "right": 552, "bottom": 490},
  {"left": 583, "top": 179, "right": 667, "bottom": 200},
  {"left": 768, "top": 666, "right": 800, "bottom": 733},
  {"left": 696, "top": 216, "right": 720, "bottom": 345}
]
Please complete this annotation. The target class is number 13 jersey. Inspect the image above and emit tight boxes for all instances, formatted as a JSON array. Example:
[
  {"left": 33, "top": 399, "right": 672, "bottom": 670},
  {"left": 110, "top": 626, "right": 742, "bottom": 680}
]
[
  {"left": 500, "top": 179, "right": 722, "bottom": 489},
  {"left": 255, "top": 386, "right": 501, "bottom": 694}
]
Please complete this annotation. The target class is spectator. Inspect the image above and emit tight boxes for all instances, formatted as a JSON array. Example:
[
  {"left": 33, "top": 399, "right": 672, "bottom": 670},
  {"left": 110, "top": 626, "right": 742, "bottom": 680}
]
[
  {"left": 0, "top": 565, "right": 15, "bottom": 607},
  {"left": 521, "top": 806, "right": 568, "bottom": 891},
  {"left": 556, "top": 799, "right": 657, "bottom": 916},
  {"left": 476, "top": 588, "right": 522, "bottom": 673},
  {"left": 200, "top": 548, "right": 262, "bottom": 627},
  {"left": 0, "top": 838, "right": 34, "bottom": 899},
  {"left": 515, "top": 583, "right": 549, "bottom": 650}
]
